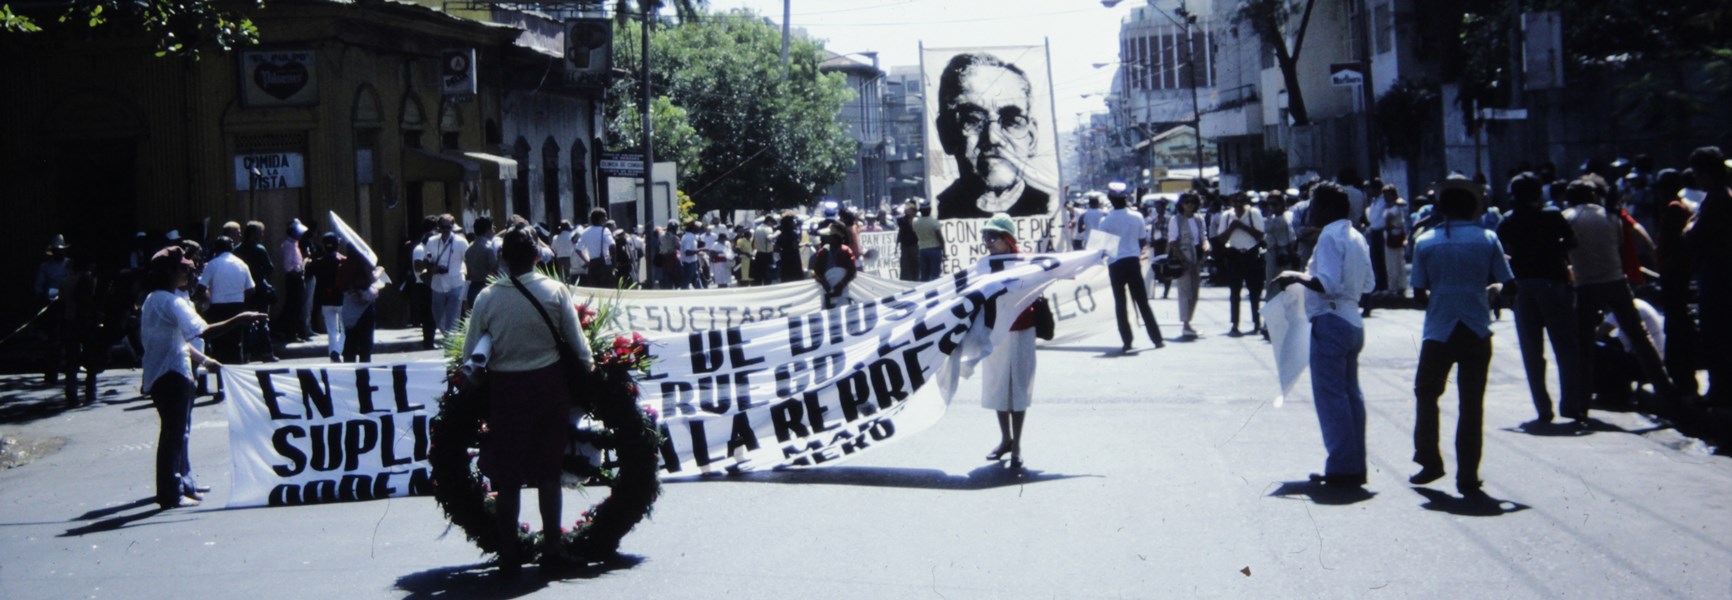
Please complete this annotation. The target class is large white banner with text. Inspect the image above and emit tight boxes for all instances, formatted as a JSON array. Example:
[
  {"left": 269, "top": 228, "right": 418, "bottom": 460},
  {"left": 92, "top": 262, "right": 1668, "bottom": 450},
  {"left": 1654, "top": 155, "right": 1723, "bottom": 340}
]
[
  {"left": 222, "top": 362, "right": 446, "bottom": 508},
  {"left": 221, "top": 253, "right": 1104, "bottom": 505},
  {"left": 643, "top": 250, "right": 1100, "bottom": 476}
]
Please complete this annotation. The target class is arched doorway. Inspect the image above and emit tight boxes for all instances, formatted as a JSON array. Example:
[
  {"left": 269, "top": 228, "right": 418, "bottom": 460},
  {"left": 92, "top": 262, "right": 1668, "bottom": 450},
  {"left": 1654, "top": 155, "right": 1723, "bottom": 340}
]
[
  {"left": 542, "top": 137, "right": 562, "bottom": 224},
  {"left": 511, "top": 137, "right": 531, "bottom": 219},
  {"left": 570, "top": 138, "right": 591, "bottom": 218}
]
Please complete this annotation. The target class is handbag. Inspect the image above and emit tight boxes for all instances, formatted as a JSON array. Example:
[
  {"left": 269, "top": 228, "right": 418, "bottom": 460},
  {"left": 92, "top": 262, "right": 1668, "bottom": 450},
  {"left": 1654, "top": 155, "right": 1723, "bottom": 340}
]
[
  {"left": 508, "top": 275, "right": 591, "bottom": 409},
  {"left": 1032, "top": 297, "right": 1055, "bottom": 341}
]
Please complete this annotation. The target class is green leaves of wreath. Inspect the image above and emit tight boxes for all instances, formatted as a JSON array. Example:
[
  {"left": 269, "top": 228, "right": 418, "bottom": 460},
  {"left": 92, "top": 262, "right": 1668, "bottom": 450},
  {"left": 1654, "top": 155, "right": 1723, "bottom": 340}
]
[{"left": 429, "top": 295, "right": 662, "bottom": 564}]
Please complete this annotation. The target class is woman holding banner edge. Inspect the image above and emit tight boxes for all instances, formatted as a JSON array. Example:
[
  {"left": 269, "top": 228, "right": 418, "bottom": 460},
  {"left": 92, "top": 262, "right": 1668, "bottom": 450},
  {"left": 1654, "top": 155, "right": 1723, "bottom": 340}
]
[
  {"left": 139, "top": 247, "right": 266, "bottom": 509},
  {"left": 978, "top": 213, "right": 1038, "bottom": 470}
]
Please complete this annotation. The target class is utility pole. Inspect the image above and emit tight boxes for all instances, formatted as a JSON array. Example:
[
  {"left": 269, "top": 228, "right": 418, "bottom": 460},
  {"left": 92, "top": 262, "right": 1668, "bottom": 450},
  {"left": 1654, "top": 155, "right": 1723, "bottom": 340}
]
[
  {"left": 1177, "top": 3, "right": 1204, "bottom": 187},
  {"left": 641, "top": 10, "right": 654, "bottom": 228},
  {"left": 781, "top": 0, "right": 791, "bottom": 79}
]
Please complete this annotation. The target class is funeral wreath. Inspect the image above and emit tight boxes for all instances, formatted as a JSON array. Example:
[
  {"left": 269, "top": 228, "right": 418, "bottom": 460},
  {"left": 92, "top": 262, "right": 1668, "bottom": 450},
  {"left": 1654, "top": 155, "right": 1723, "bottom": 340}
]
[{"left": 429, "top": 294, "right": 662, "bottom": 564}]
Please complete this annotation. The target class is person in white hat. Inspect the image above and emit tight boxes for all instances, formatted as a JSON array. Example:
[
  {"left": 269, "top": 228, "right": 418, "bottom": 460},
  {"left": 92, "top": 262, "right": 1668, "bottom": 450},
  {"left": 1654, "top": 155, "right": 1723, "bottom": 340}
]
[{"left": 977, "top": 213, "right": 1038, "bottom": 469}]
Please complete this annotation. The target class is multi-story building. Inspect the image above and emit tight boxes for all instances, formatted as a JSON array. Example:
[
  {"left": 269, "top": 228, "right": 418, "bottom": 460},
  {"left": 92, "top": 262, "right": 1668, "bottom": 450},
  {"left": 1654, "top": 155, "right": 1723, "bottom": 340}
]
[
  {"left": 820, "top": 51, "right": 886, "bottom": 212},
  {"left": 883, "top": 65, "right": 927, "bottom": 206},
  {"left": 1105, "top": 0, "right": 1220, "bottom": 188}
]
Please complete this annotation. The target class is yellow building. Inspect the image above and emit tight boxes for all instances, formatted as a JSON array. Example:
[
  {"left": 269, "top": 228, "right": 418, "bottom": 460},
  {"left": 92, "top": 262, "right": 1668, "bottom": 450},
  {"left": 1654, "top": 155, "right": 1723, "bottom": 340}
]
[{"left": 1, "top": 0, "right": 607, "bottom": 328}]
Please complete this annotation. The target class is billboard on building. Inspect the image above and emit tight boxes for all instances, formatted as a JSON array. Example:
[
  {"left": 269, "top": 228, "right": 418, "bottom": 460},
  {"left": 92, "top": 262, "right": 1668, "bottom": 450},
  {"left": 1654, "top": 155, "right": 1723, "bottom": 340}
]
[{"left": 238, "top": 49, "right": 319, "bottom": 107}]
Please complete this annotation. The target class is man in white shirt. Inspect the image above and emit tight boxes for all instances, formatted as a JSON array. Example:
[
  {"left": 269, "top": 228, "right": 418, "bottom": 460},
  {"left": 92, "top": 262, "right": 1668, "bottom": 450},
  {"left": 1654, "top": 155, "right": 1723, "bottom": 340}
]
[
  {"left": 1097, "top": 183, "right": 1164, "bottom": 352},
  {"left": 576, "top": 208, "right": 614, "bottom": 288},
  {"left": 198, "top": 235, "right": 254, "bottom": 365},
  {"left": 678, "top": 221, "right": 705, "bottom": 289},
  {"left": 1274, "top": 182, "right": 1376, "bottom": 489},
  {"left": 1076, "top": 194, "right": 1107, "bottom": 251},
  {"left": 421, "top": 214, "right": 469, "bottom": 336},
  {"left": 550, "top": 221, "right": 575, "bottom": 283},
  {"left": 752, "top": 216, "right": 775, "bottom": 286},
  {"left": 1213, "top": 193, "right": 1267, "bottom": 335}
]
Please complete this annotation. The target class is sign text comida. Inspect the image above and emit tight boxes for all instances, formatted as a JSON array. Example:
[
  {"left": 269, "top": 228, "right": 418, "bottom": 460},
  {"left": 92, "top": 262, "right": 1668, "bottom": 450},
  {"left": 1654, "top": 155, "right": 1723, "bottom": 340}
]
[
  {"left": 233, "top": 152, "right": 306, "bottom": 190},
  {"left": 642, "top": 251, "right": 1098, "bottom": 475},
  {"left": 222, "top": 363, "right": 445, "bottom": 507}
]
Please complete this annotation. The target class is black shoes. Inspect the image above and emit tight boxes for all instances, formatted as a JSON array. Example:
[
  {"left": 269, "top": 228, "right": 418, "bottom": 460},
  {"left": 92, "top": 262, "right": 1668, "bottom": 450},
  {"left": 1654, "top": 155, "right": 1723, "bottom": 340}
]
[
  {"left": 1409, "top": 466, "right": 1446, "bottom": 485},
  {"left": 1308, "top": 472, "right": 1366, "bottom": 488}
]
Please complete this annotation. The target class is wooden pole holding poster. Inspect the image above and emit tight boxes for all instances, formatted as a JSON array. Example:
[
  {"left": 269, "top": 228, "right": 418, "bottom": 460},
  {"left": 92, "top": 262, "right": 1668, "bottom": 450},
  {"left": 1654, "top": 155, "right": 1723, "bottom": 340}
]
[
  {"left": 918, "top": 40, "right": 931, "bottom": 204},
  {"left": 1044, "top": 37, "right": 1064, "bottom": 253}
]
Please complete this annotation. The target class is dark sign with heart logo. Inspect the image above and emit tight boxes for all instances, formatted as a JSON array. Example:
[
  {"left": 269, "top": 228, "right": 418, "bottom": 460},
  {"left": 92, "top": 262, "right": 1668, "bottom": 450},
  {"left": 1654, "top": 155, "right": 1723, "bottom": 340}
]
[{"left": 239, "top": 50, "right": 319, "bottom": 107}]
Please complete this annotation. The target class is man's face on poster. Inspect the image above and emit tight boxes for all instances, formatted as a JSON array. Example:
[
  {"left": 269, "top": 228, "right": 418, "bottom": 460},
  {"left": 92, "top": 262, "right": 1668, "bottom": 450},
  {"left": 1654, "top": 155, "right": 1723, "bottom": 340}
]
[{"left": 947, "top": 65, "right": 1037, "bottom": 193}]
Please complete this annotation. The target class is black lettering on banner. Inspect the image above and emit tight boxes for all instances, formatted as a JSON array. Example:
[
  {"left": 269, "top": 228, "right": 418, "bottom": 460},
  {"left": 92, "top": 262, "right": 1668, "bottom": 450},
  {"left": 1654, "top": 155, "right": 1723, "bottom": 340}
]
[
  {"left": 836, "top": 370, "right": 874, "bottom": 421},
  {"left": 696, "top": 374, "right": 732, "bottom": 415},
  {"left": 811, "top": 352, "right": 845, "bottom": 383},
  {"left": 902, "top": 342, "right": 932, "bottom": 389},
  {"left": 355, "top": 367, "right": 383, "bottom": 413},
  {"left": 843, "top": 301, "right": 878, "bottom": 337},
  {"left": 882, "top": 295, "right": 917, "bottom": 322},
  {"left": 342, "top": 419, "right": 380, "bottom": 471},
  {"left": 726, "top": 328, "right": 765, "bottom": 368},
  {"left": 773, "top": 360, "right": 809, "bottom": 397},
  {"left": 1075, "top": 282, "right": 1098, "bottom": 314},
  {"left": 868, "top": 358, "right": 909, "bottom": 409},
  {"left": 690, "top": 330, "right": 725, "bottom": 374},
  {"left": 393, "top": 365, "right": 423, "bottom": 412},
  {"left": 256, "top": 368, "right": 297, "bottom": 419},
  {"left": 688, "top": 418, "right": 713, "bottom": 466},
  {"left": 411, "top": 414, "right": 430, "bottom": 461},
  {"left": 661, "top": 381, "right": 696, "bottom": 416},
  {"left": 769, "top": 398, "right": 808, "bottom": 442},
  {"left": 309, "top": 423, "right": 342, "bottom": 472},
  {"left": 876, "top": 331, "right": 911, "bottom": 358},
  {"left": 734, "top": 369, "right": 766, "bottom": 411},
  {"left": 266, "top": 469, "right": 424, "bottom": 506},
  {"left": 1053, "top": 290, "right": 1079, "bottom": 320},
  {"left": 271, "top": 425, "right": 307, "bottom": 476},
  {"left": 788, "top": 313, "right": 823, "bottom": 356},
  {"left": 726, "top": 412, "right": 760, "bottom": 454},
  {"left": 379, "top": 414, "right": 412, "bottom": 467},
  {"left": 802, "top": 391, "right": 832, "bottom": 434},
  {"left": 296, "top": 369, "right": 335, "bottom": 418},
  {"left": 657, "top": 423, "right": 682, "bottom": 473}
]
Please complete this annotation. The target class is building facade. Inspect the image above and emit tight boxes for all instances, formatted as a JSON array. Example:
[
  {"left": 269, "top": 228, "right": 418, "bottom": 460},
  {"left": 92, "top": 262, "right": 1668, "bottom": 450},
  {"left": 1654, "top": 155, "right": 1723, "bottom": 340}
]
[
  {"left": 0, "top": 0, "right": 606, "bottom": 328},
  {"left": 819, "top": 51, "right": 886, "bottom": 212}
]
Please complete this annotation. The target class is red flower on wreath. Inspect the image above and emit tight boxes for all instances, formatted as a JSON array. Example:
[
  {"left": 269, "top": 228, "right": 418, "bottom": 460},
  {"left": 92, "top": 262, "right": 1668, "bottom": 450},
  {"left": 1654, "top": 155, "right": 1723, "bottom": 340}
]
[{"left": 575, "top": 303, "right": 599, "bottom": 330}]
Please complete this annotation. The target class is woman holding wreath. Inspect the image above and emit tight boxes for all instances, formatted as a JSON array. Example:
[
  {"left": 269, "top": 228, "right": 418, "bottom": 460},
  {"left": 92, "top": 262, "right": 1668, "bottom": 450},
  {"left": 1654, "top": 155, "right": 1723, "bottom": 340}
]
[{"left": 461, "top": 225, "right": 595, "bottom": 577}]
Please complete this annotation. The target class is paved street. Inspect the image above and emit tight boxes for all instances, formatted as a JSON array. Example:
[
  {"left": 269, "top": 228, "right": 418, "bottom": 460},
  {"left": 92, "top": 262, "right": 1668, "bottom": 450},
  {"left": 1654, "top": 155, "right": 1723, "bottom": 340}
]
[{"left": 2, "top": 286, "right": 1728, "bottom": 599}]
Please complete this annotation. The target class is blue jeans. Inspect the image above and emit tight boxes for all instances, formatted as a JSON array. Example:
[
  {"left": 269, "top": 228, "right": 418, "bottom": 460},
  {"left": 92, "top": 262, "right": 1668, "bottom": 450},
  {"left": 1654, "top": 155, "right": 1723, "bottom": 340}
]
[
  {"left": 151, "top": 373, "right": 196, "bottom": 504},
  {"left": 918, "top": 247, "right": 944, "bottom": 282},
  {"left": 1511, "top": 278, "right": 1585, "bottom": 419},
  {"left": 681, "top": 261, "right": 705, "bottom": 289},
  {"left": 1310, "top": 313, "right": 1367, "bottom": 476}
]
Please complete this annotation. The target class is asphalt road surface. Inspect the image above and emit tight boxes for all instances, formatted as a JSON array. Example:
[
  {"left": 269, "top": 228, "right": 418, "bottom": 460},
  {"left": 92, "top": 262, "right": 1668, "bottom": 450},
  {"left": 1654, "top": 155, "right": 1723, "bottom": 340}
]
[{"left": 2, "top": 286, "right": 1728, "bottom": 598}]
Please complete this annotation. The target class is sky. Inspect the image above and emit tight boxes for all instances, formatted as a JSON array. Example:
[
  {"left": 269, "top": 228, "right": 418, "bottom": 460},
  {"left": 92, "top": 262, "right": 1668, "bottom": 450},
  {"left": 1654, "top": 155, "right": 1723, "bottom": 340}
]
[{"left": 709, "top": 0, "right": 1139, "bottom": 133}]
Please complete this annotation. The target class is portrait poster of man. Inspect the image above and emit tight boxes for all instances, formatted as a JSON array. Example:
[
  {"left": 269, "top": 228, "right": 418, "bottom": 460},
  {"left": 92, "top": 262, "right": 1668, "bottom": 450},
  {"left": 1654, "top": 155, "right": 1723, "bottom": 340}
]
[{"left": 922, "top": 45, "right": 1062, "bottom": 221}]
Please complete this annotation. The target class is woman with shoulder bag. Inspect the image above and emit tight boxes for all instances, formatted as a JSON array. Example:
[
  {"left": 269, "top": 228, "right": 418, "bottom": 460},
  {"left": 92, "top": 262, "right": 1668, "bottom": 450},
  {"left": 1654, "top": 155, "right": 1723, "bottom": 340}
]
[
  {"left": 461, "top": 224, "right": 595, "bottom": 577},
  {"left": 1168, "top": 193, "right": 1209, "bottom": 338},
  {"left": 977, "top": 214, "right": 1042, "bottom": 469}
]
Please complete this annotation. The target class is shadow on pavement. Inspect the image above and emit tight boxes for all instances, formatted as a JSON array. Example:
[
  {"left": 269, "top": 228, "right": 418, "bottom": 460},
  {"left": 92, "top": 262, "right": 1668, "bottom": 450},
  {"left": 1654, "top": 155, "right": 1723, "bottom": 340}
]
[
  {"left": 0, "top": 374, "right": 143, "bottom": 425},
  {"left": 1265, "top": 480, "right": 1377, "bottom": 506},
  {"left": 70, "top": 497, "right": 156, "bottom": 521},
  {"left": 1412, "top": 487, "right": 1530, "bottom": 517},
  {"left": 669, "top": 463, "right": 1096, "bottom": 491},
  {"left": 395, "top": 555, "right": 644, "bottom": 599},
  {"left": 59, "top": 506, "right": 195, "bottom": 537}
]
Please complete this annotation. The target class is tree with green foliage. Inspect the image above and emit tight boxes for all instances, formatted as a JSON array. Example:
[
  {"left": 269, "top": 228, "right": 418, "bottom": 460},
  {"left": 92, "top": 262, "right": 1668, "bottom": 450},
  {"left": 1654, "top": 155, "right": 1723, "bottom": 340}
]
[
  {"left": 2, "top": 0, "right": 260, "bottom": 58},
  {"left": 1439, "top": 1, "right": 1732, "bottom": 129},
  {"left": 607, "top": 8, "right": 855, "bottom": 213},
  {"left": 1235, "top": 0, "right": 1321, "bottom": 126}
]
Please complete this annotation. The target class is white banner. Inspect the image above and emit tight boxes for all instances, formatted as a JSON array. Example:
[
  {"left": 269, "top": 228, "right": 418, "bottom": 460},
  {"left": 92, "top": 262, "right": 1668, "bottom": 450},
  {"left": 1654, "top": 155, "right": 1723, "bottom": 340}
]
[
  {"left": 222, "top": 362, "right": 446, "bottom": 508},
  {"left": 218, "top": 253, "right": 1107, "bottom": 506},
  {"left": 643, "top": 251, "right": 1100, "bottom": 475},
  {"left": 570, "top": 275, "right": 915, "bottom": 336}
]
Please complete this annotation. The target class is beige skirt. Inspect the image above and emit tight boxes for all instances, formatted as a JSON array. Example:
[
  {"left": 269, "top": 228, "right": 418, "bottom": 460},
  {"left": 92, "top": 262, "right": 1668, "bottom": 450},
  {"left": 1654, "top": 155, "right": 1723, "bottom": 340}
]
[{"left": 980, "top": 328, "right": 1037, "bottom": 412}]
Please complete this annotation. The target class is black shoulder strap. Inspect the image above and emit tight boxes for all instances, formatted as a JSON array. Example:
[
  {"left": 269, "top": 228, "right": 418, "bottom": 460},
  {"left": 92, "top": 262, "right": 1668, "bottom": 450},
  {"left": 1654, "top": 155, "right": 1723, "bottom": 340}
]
[{"left": 508, "top": 274, "right": 568, "bottom": 352}]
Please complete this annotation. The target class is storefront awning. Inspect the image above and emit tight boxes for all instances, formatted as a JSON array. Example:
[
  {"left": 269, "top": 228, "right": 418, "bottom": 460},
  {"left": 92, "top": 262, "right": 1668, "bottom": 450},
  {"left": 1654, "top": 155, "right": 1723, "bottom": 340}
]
[
  {"left": 402, "top": 149, "right": 518, "bottom": 183},
  {"left": 460, "top": 151, "right": 518, "bottom": 180}
]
